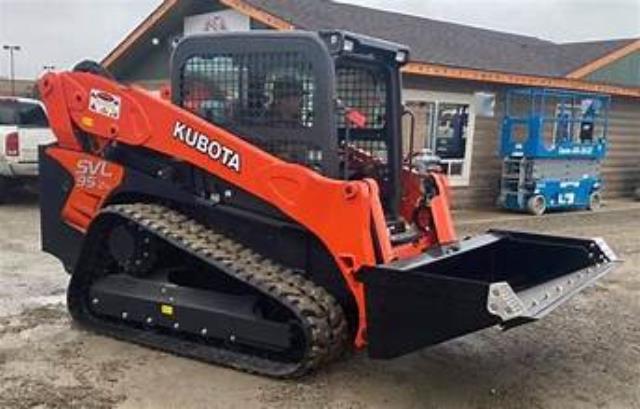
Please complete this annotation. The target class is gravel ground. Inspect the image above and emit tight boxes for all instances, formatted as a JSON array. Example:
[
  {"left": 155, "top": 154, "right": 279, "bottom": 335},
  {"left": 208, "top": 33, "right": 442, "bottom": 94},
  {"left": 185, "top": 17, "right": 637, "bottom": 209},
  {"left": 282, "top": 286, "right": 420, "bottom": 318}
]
[{"left": 1, "top": 195, "right": 638, "bottom": 409}]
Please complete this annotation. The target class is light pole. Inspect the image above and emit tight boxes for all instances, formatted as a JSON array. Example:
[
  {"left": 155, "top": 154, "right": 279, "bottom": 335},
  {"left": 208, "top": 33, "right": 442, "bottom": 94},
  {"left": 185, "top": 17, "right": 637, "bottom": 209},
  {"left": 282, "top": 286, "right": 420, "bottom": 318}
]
[{"left": 3, "top": 45, "right": 21, "bottom": 96}]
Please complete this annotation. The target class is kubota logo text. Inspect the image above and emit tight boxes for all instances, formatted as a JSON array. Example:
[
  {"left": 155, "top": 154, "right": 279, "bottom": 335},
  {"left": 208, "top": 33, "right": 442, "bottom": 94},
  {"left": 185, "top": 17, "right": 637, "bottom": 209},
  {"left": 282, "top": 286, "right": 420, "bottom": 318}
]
[{"left": 172, "top": 121, "right": 241, "bottom": 173}]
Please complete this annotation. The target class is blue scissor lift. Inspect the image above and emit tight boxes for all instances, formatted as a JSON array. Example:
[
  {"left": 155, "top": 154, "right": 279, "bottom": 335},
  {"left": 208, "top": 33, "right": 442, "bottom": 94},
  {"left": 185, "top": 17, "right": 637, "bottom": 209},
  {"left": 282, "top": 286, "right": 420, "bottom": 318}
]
[{"left": 497, "top": 88, "right": 611, "bottom": 215}]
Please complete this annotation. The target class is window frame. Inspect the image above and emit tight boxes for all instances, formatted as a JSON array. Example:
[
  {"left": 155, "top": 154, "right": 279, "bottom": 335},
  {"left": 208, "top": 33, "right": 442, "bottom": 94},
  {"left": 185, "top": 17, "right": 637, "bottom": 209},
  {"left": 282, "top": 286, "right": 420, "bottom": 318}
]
[{"left": 402, "top": 89, "right": 476, "bottom": 187}]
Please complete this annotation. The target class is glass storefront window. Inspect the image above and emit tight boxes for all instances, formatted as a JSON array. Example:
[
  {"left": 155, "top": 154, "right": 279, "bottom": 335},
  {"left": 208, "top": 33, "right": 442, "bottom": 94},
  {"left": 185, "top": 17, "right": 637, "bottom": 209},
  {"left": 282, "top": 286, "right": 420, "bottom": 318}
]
[{"left": 403, "top": 93, "right": 475, "bottom": 185}]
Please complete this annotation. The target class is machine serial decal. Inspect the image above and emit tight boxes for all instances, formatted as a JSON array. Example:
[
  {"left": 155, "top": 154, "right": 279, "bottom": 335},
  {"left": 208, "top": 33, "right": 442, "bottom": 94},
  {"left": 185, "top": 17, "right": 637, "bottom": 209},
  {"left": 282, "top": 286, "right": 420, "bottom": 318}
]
[{"left": 172, "top": 121, "right": 241, "bottom": 173}]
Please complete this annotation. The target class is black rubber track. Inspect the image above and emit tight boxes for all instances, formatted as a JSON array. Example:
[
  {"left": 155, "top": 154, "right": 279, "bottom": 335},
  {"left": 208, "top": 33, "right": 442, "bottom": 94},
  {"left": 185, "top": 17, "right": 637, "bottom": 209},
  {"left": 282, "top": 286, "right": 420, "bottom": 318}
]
[{"left": 67, "top": 203, "right": 349, "bottom": 378}]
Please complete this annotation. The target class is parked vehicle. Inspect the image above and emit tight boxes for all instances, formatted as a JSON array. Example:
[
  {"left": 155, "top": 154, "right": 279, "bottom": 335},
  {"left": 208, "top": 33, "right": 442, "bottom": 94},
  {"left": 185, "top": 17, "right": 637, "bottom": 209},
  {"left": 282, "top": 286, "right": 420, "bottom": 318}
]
[{"left": 0, "top": 97, "right": 55, "bottom": 202}]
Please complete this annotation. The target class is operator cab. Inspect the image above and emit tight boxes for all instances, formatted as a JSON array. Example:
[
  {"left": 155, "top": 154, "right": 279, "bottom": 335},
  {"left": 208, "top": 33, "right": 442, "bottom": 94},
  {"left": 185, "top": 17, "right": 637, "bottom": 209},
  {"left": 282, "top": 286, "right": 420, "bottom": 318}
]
[{"left": 171, "top": 30, "right": 409, "bottom": 219}]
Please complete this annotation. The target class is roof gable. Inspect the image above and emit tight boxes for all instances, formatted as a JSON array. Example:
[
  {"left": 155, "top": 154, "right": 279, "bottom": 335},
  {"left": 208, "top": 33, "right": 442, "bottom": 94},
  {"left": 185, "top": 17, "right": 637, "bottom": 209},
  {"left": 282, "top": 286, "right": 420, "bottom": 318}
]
[{"left": 562, "top": 38, "right": 640, "bottom": 77}]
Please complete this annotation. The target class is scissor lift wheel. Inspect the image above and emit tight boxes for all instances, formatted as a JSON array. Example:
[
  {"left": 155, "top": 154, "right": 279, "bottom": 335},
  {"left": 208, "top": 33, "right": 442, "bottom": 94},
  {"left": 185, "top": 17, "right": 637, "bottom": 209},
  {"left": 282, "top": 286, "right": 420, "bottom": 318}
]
[
  {"left": 588, "top": 191, "right": 602, "bottom": 211},
  {"left": 527, "top": 194, "right": 547, "bottom": 216}
]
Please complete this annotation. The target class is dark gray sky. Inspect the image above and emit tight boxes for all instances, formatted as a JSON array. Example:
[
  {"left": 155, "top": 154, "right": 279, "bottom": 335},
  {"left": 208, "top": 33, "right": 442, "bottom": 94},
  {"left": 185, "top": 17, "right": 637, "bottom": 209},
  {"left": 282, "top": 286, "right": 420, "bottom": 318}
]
[{"left": 1, "top": 0, "right": 638, "bottom": 79}]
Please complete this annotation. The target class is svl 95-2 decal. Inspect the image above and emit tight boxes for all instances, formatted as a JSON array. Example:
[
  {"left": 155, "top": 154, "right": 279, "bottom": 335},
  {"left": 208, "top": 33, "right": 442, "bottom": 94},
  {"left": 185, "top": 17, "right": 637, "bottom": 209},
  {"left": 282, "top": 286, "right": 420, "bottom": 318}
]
[{"left": 75, "top": 159, "right": 114, "bottom": 190}]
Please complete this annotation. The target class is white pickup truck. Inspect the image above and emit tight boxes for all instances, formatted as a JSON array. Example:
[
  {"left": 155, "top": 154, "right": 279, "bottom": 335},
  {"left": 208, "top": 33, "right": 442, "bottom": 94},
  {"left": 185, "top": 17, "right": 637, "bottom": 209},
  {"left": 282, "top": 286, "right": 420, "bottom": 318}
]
[{"left": 0, "top": 97, "right": 55, "bottom": 202}]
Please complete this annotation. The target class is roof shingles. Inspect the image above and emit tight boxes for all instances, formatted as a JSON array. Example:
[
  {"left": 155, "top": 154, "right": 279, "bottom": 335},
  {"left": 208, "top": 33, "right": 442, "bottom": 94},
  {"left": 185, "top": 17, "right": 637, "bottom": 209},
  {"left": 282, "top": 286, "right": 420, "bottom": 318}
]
[{"left": 244, "top": 0, "right": 638, "bottom": 77}]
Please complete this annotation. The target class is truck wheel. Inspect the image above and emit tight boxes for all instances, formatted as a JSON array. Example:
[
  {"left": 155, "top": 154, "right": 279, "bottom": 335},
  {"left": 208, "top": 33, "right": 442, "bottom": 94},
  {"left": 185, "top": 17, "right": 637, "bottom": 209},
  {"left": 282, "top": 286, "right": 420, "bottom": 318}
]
[
  {"left": 588, "top": 191, "right": 602, "bottom": 211},
  {"left": 527, "top": 195, "right": 546, "bottom": 216}
]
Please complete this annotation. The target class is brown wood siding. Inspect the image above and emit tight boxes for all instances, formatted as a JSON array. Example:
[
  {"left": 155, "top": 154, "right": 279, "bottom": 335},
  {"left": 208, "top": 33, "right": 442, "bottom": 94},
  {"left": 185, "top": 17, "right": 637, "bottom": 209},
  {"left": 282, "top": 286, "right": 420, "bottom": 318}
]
[
  {"left": 402, "top": 74, "right": 640, "bottom": 209},
  {"left": 602, "top": 97, "right": 640, "bottom": 197}
]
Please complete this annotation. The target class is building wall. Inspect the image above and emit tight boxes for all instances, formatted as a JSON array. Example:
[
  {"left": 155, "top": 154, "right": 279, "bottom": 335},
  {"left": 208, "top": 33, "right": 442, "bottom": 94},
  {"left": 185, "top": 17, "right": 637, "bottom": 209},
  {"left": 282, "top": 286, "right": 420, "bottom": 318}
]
[
  {"left": 110, "top": 1, "right": 230, "bottom": 81},
  {"left": 602, "top": 96, "right": 640, "bottom": 197},
  {"left": 121, "top": 65, "right": 640, "bottom": 209},
  {"left": 112, "top": 4, "right": 273, "bottom": 85},
  {"left": 110, "top": 2, "right": 640, "bottom": 210},
  {"left": 403, "top": 75, "right": 640, "bottom": 209},
  {"left": 118, "top": 42, "right": 173, "bottom": 82}
]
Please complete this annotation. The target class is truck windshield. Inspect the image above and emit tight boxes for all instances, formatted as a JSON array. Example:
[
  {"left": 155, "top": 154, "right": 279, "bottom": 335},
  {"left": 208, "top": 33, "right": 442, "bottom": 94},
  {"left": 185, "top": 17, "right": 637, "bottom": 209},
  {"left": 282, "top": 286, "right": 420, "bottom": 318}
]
[{"left": 0, "top": 100, "right": 49, "bottom": 127}]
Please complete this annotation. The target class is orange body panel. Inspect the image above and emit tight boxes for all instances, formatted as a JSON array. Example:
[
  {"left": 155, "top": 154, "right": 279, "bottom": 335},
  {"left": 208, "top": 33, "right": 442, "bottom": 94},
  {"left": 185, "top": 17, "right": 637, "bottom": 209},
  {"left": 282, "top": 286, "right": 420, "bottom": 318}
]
[
  {"left": 38, "top": 71, "right": 457, "bottom": 348},
  {"left": 47, "top": 147, "right": 124, "bottom": 232}
]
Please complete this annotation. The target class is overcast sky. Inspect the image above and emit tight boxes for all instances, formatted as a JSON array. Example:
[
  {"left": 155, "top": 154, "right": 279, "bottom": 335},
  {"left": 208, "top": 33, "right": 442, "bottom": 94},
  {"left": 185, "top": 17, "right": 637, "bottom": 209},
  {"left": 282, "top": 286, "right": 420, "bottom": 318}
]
[{"left": 1, "top": 0, "right": 638, "bottom": 79}]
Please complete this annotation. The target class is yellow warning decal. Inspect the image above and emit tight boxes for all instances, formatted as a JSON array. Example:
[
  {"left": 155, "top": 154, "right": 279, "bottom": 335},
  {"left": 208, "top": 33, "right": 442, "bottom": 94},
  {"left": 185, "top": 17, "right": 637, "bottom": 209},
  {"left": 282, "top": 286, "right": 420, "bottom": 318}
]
[{"left": 160, "top": 304, "right": 174, "bottom": 316}]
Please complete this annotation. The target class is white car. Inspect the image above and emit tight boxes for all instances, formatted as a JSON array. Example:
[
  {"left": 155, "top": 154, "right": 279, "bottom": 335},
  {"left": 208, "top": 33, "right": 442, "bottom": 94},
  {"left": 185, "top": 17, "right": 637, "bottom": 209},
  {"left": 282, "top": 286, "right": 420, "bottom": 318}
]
[{"left": 0, "top": 97, "right": 55, "bottom": 202}]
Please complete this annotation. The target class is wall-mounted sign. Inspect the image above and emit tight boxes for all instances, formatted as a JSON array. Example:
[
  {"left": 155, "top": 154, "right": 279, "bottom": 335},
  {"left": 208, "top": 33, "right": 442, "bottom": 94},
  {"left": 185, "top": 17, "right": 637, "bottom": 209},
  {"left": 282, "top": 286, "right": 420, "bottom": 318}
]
[{"left": 184, "top": 9, "right": 250, "bottom": 35}]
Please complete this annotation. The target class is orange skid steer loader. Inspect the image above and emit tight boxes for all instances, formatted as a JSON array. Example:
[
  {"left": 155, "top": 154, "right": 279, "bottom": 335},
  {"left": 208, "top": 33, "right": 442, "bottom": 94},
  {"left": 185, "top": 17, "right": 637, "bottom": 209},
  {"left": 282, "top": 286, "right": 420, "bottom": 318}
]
[{"left": 38, "top": 31, "right": 619, "bottom": 377}]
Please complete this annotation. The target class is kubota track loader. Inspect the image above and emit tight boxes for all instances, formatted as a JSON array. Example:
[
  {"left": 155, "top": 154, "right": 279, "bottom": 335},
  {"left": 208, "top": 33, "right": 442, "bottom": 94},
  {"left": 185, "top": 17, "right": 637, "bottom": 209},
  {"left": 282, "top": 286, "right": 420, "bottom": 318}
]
[{"left": 38, "top": 31, "right": 619, "bottom": 377}]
